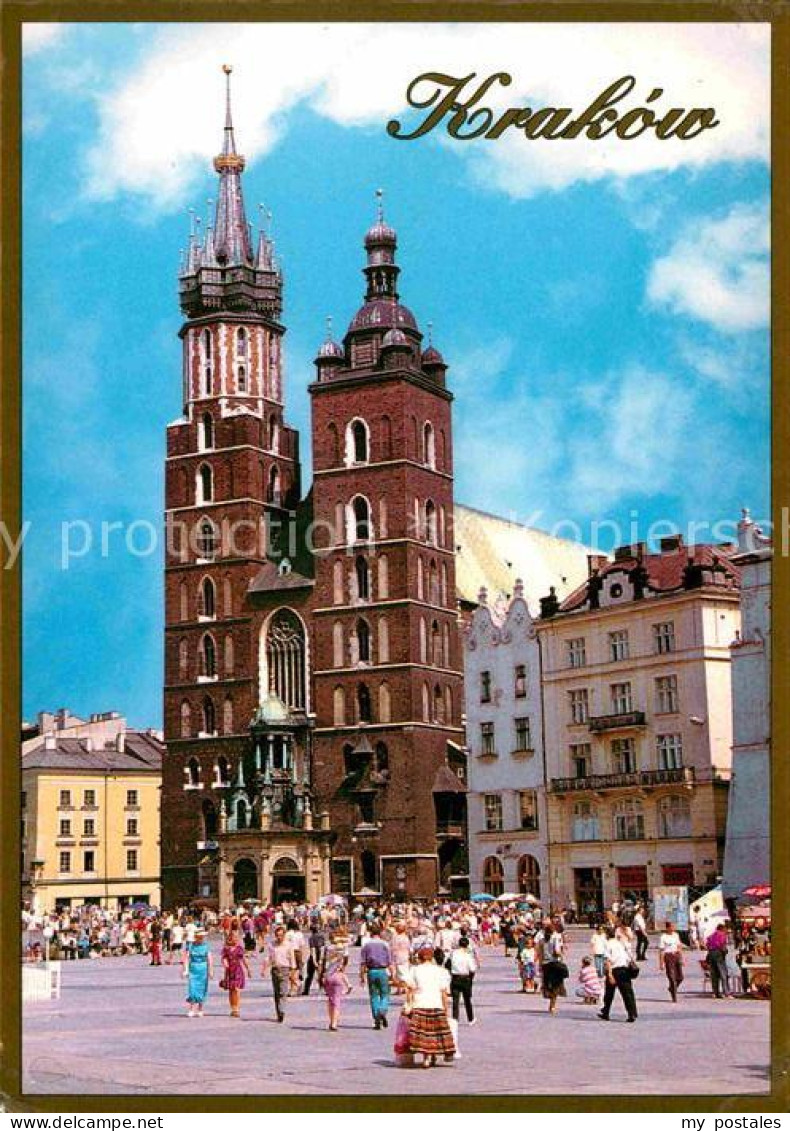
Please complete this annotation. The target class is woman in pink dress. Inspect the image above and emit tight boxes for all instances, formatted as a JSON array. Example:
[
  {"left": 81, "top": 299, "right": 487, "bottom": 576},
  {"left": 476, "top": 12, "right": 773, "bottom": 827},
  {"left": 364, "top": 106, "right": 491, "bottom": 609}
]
[{"left": 221, "top": 926, "right": 251, "bottom": 1018}]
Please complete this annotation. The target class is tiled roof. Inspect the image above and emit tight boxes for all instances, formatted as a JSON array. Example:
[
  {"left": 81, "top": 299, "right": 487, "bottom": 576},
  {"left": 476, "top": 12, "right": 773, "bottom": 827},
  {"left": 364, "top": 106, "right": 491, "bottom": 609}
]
[
  {"left": 432, "top": 762, "right": 468, "bottom": 794},
  {"left": 22, "top": 731, "right": 163, "bottom": 772},
  {"left": 248, "top": 561, "right": 314, "bottom": 594},
  {"left": 560, "top": 543, "right": 741, "bottom": 613},
  {"left": 453, "top": 503, "right": 593, "bottom": 611}
]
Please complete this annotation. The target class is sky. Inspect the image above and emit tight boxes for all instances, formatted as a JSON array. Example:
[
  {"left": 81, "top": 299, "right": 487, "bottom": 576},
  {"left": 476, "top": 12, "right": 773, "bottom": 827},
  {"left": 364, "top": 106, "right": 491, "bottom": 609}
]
[{"left": 21, "top": 21, "right": 771, "bottom": 727}]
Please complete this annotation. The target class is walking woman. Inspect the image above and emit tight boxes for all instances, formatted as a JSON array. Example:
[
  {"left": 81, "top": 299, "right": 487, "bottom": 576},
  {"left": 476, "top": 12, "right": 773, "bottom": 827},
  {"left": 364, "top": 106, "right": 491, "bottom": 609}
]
[
  {"left": 537, "top": 919, "right": 568, "bottom": 1015},
  {"left": 220, "top": 925, "right": 251, "bottom": 1019},
  {"left": 319, "top": 928, "right": 351, "bottom": 1031},
  {"left": 405, "top": 947, "right": 455, "bottom": 1069},
  {"left": 659, "top": 920, "right": 685, "bottom": 1002},
  {"left": 183, "top": 926, "right": 213, "bottom": 1017}
]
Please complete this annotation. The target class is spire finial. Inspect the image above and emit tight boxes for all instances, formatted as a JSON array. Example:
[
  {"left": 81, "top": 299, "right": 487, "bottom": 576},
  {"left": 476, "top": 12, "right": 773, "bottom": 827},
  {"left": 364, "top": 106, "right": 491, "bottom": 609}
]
[
  {"left": 427, "top": 320, "right": 433, "bottom": 347},
  {"left": 325, "top": 315, "right": 333, "bottom": 341},
  {"left": 222, "top": 64, "right": 233, "bottom": 129},
  {"left": 376, "top": 187, "right": 384, "bottom": 223}
]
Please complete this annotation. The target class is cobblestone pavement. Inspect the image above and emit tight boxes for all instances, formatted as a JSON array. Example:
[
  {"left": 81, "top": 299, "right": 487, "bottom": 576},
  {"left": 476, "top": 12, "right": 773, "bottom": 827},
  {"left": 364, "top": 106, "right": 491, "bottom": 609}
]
[{"left": 22, "top": 931, "right": 770, "bottom": 1097}]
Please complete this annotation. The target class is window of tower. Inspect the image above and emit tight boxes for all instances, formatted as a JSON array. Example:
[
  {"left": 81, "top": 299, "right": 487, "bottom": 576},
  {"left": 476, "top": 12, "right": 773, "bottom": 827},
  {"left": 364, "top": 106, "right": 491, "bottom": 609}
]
[
  {"left": 200, "top": 413, "right": 214, "bottom": 451},
  {"left": 237, "top": 365, "right": 247, "bottom": 392},
  {"left": 202, "top": 697, "right": 216, "bottom": 737},
  {"left": 236, "top": 327, "right": 247, "bottom": 357},
  {"left": 200, "top": 577, "right": 216, "bottom": 619},
  {"left": 201, "top": 329, "right": 212, "bottom": 396},
  {"left": 264, "top": 609, "right": 307, "bottom": 711},
  {"left": 178, "top": 638, "right": 188, "bottom": 678},
  {"left": 347, "top": 418, "right": 370, "bottom": 465},
  {"left": 217, "top": 756, "right": 231, "bottom": 786},
  {"left": 224, "top": 634, "right": 234, "bottom": 675},
  {"left": 357, "top": 618, "right": 371, "bottom": 664},
  {"left": 375, "top": 742, "right": 389, "bottom": 774},
  {"left": 223, "top": 696, "right": 233, "bottom": 735},
  {"left": 350, "top": 496, "right": 372, "bottom": 543},
  {"left": 431, "top": 620, "right": 441, "bottom": 666},
  {"left": 424, "top": 500, "right": 437, "bottom": 544},
  {"left": 198, "top": 463, "right": 213, "bottom": 504},
  {"left": 424, "top": 422, "right": 436, "bottom": 468},
  {"left": 197, "top": 519, "right": 218, "bottom": 560},
  {"left": 200, "top": 634, "right": 217, "bottom": 678},
  {"left": 268, "top": 415, "right": 279, "bottom": 453},
  {"left": 355, "top": 555, "right": 370, "bottom": 601},
  {"left": 433, "top": 684, "right": 444, "bottom": 724},
  {"left": 180, "top": 701, "right": 192, "bottom": 738},
  {"left": 429, "top": 559, "right": 440, "bottom": 605},
  {"left": 267, "top": 466, "right": 282, "bottom": 506},
  {"left": 187, "top": 757, "right": 200, "bottom": 787},
  {"left": 357, "top": 683, "right": 372, "bottom": 724}
]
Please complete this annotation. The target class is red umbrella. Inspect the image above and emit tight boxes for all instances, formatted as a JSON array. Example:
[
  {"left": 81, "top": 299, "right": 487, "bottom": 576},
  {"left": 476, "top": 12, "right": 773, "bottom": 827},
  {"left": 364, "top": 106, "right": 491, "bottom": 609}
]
[{"left": 742, "top": 885, "right": 771, "bottom": 899}]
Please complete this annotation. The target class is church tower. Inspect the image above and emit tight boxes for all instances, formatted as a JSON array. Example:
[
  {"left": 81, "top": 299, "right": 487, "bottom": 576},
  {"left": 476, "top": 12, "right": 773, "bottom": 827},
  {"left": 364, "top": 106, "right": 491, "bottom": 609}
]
[
  {"left": 309, "top": 198, "right": 466, "bottom": 898},
  {"left": 161, "top": 69, "right": 310, "bottom": 906}
]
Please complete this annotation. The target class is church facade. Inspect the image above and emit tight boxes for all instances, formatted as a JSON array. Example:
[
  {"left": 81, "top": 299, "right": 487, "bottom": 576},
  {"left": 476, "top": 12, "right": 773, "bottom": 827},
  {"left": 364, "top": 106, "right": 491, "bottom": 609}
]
[{"left": 160, "top": 72, "right": 469, "bottom": 906}]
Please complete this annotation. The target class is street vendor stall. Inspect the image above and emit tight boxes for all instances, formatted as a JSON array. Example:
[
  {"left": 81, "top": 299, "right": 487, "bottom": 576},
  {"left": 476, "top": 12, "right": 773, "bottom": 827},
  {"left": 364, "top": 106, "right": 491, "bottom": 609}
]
[{"left": 736, "top": 901, "right": 771, "bottom": 998}]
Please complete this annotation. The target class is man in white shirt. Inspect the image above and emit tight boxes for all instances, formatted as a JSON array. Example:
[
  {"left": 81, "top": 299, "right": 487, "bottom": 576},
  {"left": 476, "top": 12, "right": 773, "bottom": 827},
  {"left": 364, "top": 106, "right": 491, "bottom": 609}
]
[
  {"left": 449, "top": 936, "right": 478, "bottom": 1024},
  {"left": 599, "top": 926, "right": 638, "bottom": 1022},
  {"left": 633, "top": 905, "right": 649, "bottom": 961}
]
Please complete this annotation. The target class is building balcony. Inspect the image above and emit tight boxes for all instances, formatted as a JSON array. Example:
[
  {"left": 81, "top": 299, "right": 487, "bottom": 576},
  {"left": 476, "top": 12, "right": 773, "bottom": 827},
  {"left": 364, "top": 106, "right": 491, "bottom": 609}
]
[
  {"left": 435, "top": 821, "right": 466, "bottom": 840},
  {"left": 550, "top": 766, "right": 695, "bottom": 794},
  {"left": 588, "top": 711, "right": 646, "bottom": 732}
]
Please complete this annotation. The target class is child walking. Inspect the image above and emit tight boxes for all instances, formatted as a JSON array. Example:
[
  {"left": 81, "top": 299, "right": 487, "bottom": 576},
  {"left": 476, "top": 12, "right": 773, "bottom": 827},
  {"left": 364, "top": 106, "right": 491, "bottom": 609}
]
[{"left": 575, "top": 955, "right": 603, "bottom": 1004}]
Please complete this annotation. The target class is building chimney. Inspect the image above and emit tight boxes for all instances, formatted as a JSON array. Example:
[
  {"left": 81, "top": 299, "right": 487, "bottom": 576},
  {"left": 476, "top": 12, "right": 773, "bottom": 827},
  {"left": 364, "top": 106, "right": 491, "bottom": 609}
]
[
  {"left": 84, "top": 736, "right": 94, "bottom": 752},
  {"left": 44, "top": 732, "right": 57, "bottom": 750},
  {"left": 116, "top": 731, "right": 126, "bottom": 753},
  {"left": 56, "top": 708, "right": 69, "bottom": 729},
  {"left": 539, "top": 586, "right": 560, "bottom": 619}
]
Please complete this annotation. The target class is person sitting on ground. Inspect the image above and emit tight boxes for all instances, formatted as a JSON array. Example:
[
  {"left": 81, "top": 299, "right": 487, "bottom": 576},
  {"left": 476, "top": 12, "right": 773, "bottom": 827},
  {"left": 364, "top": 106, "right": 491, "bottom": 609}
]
[{"left": 575, "top": 955, "right": 603, "bottom": 1004}]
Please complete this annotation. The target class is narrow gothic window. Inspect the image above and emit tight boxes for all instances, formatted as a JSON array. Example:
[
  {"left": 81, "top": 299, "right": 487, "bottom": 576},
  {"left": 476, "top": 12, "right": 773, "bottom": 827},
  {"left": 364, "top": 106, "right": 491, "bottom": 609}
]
[
  {"left": 422, "top": 682, "right": 430, "bottom": 721},
  {"left": 442, "top": 623, "right": 450, "bottom": 667},
  {"left": 444, "top": 685, "right": 452, "bottom": 723},
  {"left": 200, "top": 412, "right": 214, "bottom": 451},
  {"left": 379, "top": 682, "right": 391, "bottom": 723},
  {"left": 223, "top": 575, "right": 232, "bottom": 616},
  {"left": 433, "top": 684, "right": 444, "bottom": 723},
  {"left": 424, "top": 422, "right": 435, "bottom": 468},
  {"left": 178, "top": 638, "right": 188, "bottom": 678},
  {"left": 357, "top": 619, "right": 371, "bottom": 663},
  {"left": 357, "top": 683, "right": 372, "bottom": 723},
  {"left": 441, "top": 562, "right": 448, "bottom": 606},
  {"left": 237, "top": 364, "right": 247, "bottom": 392},
  {"left": 201, "top": 577, "right": 215, "bottom": 618},
  {"left": 198, "top": 463, "right": 213, "bottom": 504},
  {"left": 202, "top": 697, "right": 216, "bottom": 736},
  {"left": 217, "top": 756, "right": 230, "bottom": 786},
  {"left": 224, "top": 635, "right": 234, "bottom": 675},
  {"left": 180, "top": 701, "right": 191, "bottom": 738},
  {"left": 236, "top": 327, "right": 247, "bottom": 357},
  {"left": 351, "top": 496, "right": 371, "bottom": 542},
  {"left": 197, "top": 519, "right": 217, "bottom": 560},
  {"left": 417, "top": 557, "right": 424, "bottom": 601},
  {"left": 268, "top": 415, "right": 279, "bottom": 452},
  {"left": 267, "top": 466, "right": 281, "bottom": 505},
  {"left": 378, "top": 617, "right": 389, "bottom": 663},
  {"left": 202, "top": 329, "right": 212, "bottom": 396},
  {"left": 333, "top": 560, "right": 344, "bottom": 605},
  {"left": 223, "top": 697, "right": 233, "bottom": 734},
  {"left": 187, "top": 758, "right": 200, "bottom": 786},
  {"left": 333, "top": 621, "right": 344, "bottom": 668},
  {"left": 419, "top": 618, "right": 427, "bottom": 664},
  {"left": 334, "top": 687, "right": 346, "bottom": 726},
  {"left": 179, "top": 580, "right": 189, "bottom": 621},
  {"left": 356, "top": 555, "right": 370, "bottom": 600},
  {"left": 378, "top": 555, "right": 389, "bottom": 599},
  {"left": 348, "top": 419, "right": 369, "bottom": 464},
  {"left": 265, "top": 609, "right": 307, "bottom": 710},
  {"left": 431, "top": 620, "right": 441, "bottom": 666},
  {"left": 424, "top": 500, "right": 437, "bottom": 544},
  {"left": 429, "top": 559, "right": 440, "bottom": 605},
  {"left": 201, "top": 634, "right": 217, "bottom": 678}
]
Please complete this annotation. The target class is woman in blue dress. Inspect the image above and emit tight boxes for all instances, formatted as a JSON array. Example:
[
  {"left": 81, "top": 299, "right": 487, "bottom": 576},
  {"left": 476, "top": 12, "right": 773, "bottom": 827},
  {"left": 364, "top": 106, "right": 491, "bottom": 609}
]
[{"left": 183, "top": 926, "right": 213, "bottom": 1017}]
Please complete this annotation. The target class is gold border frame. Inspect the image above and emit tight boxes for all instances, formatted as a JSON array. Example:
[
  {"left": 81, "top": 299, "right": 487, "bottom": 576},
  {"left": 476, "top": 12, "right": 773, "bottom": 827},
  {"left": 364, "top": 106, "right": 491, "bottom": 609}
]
[{"left": 1, "top": 0, "right": 786, "bottom": 1112}]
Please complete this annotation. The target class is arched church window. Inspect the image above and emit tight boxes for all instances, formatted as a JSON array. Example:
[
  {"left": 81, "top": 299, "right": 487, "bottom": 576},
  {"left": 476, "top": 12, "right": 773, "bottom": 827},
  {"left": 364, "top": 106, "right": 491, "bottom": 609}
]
[
  {"left": 429, "top": 559, "right": 440, "bottom": 605},
  {"left": 378, "top": 682, "right": 391, "bottom": 723},
  {"left": 378, "top": 617, "right": 389, "bottom": 663},
  {"left": 200, "top": 412, "right": 214, "bottom": 451},
  {"left": 378, "top": 555, "right": 389, "bottom": 599},
  {"left": 424, "top": 500, "right": 437, "bottom": 544},
  {"left": 357, "top": 683, "right": 372, "bottom": 724},
  {"left": 178, "top": 638, "right": 188, "bottom": 678},
  {"left": 198, "top": 463, "right": 213, "bottom": 504},
  {"left": 424, "top": 422, "right": 436, "bottom": 468},
  {"left": 356, "top": 555, "right": 370, "bottom": 600},
  {"left": 267, "top": 466, "right": 282, "bottom": 506},
  {"left": 187, "top": 757, "right": 200, "bottom": 786},
  {"left": 347, "top": 418, "right": 369, "bottom": 464},
  {"left": 180, "top": 700, "right": 191, "bottom": 738},
  {"left": 357, "top": 618, "right": 371, "bottom": 663},
  {"left": 431, "top": 620, "right": 441, "bottom": 666},
  {"left": 200, "top": 576, "right": 215, "bottom": 619},
  {"left": 268, "top": 414, "right": 279, "bottom": 453},
  {"left": 197, "top": 518, "right": 216, "bottom": 559},
  {"left": 334, "top": 687, "right": 346, "bottom": 726},
  {"left": 200, "top": 634, "right": 217, "bottom": 678},
  {"left": 224, "top": 634, "right": 234, "bottom": 675},
  {"left": 202, "top": 696, "right": 216, "bottom": 736},
  {"left": 223, "top": 696, "right": 233, "bottom": 735},
  {"left": 202, "top": 329, "right": 212, "bottom": 396},
  {"left": 236, "top": 327, "right": 247, "bottom": 357},
  {"left": 237, "top": 364, "right": 247, "bottom": 392},
  {"left": 350, "top": 496, "right": 372, "bottom": 543},
  {"left": 179, "top": 580, "right": 189, "bottom": 620},
  {"left": 265, "top": 609, "right": 307, "bottom": 710}
]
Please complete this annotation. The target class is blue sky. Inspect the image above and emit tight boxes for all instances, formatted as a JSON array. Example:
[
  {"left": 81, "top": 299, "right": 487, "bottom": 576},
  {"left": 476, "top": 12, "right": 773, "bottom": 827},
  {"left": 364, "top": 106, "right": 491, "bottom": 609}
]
[{"left": 21, "top": 22, "right": 770, "bottom": 727}]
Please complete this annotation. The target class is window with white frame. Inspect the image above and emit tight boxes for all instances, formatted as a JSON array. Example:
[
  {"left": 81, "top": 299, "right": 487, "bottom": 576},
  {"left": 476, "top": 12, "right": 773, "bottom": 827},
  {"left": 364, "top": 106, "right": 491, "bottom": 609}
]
[
  {"left": 613, "top": 798, "right": 645, "bottom": 840},
  {"left": 657, "top": 733, "right": 684, "bottom": 770},
  {"left": 608, "top": 630, "right": 630, "bottom": 662},
  {"left": 514, "top": 716, "right": 532, "bottom": 751},
  {"left": 658, "top": 794, "right": 691, "bottom": 838},
  {"left": 519, "top": 790, "right": 539, "bottom": 831},
  {"left": 572, "top": 800, "right": 599, "bottom": 841},
  {"left": 126, "top": 790, "right": 139, "bottom": 808},
  {"left": 126, "top": 817, "right": 139, "bottom": 836},
  {"left": 567, "top": 638, "right": 587, "bottom": 668},
  {"left": 483, "top": 793, "right": 503, "bottom": 831},
  {"left": 611, "top": 736, "right": 637, "bottom": 774},
  {"left": 83, "top": 789, "right": 96, "bottom": 807},
  {"left": 83, "top": 818, "right": 95, "bottom": 837},
  {"left": 126, "top": 849, "right": 139, "bottom": 872},
  {"left": 59, "top": 818, "right": 71, "bottom": 838},
  {"left": 610, "top": 681, "right": 633, "bottom": 714},
  {"left": 83, "top": 850, "right": 95, "bottom": 873},
  {"left": 59, "top": 790, "right": 72, "bottom": 808},
  {"left": 653, "top": 621, "right": 676, "bottom": 654},
  {"left": 481, "top": 722, "right": 496, "bottom": 755},
  {"left": 514, "top": 663, "right": 527, "bottom": 698},
  {"left": 568, "top": 688, "right": 589, "bottom": 724},
  {"left": 59, "top": 851, "right": 71, "bottom": 873},
  {"left": 655, "top": 674, "right": 679, "bottom": 713}
]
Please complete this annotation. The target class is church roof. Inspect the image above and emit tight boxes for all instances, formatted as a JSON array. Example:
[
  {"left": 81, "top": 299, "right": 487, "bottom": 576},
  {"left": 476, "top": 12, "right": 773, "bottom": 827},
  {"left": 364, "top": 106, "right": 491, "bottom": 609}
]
[
  {"left": 432, "top": 762, "right": 468, "bottom": 794},
  {"left": 453, "top": 503, "right": 593, "bottom": 612},
  {"left": 248, "top": 561, "right": 314, "bottom": 593}
]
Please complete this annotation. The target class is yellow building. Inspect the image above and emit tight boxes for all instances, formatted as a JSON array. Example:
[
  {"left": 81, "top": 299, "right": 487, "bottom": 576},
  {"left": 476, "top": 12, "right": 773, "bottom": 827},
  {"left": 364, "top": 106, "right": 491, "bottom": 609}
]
[
  {"left": 538, "top": 537, "right": 740, "bottom": 912},
  {"left": 21, "top": 711, "right": 163, "bottom": 913}
]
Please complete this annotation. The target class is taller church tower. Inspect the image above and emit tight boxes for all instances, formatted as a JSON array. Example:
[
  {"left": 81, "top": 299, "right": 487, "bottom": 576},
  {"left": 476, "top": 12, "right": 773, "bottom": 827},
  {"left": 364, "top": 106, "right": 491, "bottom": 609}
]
[
  {"left": 161, "top": 70, "right": 325, "bottom": 907},
  {"left": 309, "top": 201, "right": 466, "bottom": 897}
]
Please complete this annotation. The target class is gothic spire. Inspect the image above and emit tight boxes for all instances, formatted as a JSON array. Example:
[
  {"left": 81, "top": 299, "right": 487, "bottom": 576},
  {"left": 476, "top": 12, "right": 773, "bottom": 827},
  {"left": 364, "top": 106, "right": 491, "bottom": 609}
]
[{"left": 213, "top": 65, "right": 253, "bottom": 266}]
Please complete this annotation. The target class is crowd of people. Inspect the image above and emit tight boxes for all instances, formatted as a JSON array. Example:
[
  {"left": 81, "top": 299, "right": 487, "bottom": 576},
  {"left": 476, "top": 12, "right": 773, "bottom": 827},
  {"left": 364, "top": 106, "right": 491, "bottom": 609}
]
[{"left": 22, "top": 894, "right": 758, "bottom": 1065}]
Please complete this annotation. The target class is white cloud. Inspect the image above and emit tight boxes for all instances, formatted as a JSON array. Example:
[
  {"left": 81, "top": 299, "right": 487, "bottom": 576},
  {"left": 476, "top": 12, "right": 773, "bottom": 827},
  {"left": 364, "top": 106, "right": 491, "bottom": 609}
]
[
  {"left": 646, "top": 202, "right": 769, "bottom": 332},
  {"left": 36, "top": 21, "right": 769, "bottom": 209},
  {"left": 23, "top": 24, "right": 67, "bottom": 55}
]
